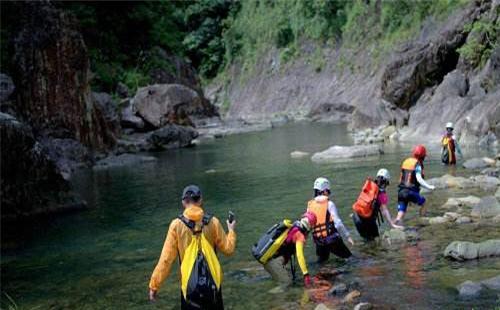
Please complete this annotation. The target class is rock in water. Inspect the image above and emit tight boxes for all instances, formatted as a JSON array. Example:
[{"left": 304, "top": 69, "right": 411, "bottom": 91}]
[
  {"left": 481, "top": 275, "right": 500, "bottom": 291},
  {"left": 134, "top": 84, "right": 211, "bottom": 128},
  {"left": 290, "top": 150, "right": 310, "bottom": 159},
  {"left": 457, "top": 281, "right": 483, "bottom": 299},
  {"left": 463, "top": 158, "right": 491, "bottom": 169},
  {"left": 120, "top": 99, "right": 145, "bottom": 130},
  {"left": 93, "top": 154, "right": 157, "bottom": 170},
  {"left": 147, "top": 124, "right": 198, "bottom": 150},
  {"left": 343, "top": 290, "right": 361, "bottom": 303},
  {"left": 455, "top": 216, "right": 472, "bottom": 224},
  {"left": 328, "top": 283, "right": 347, "bottom": 295},
  {"left": 12, "top": 2, "right": 116, "bottom": 149},
  {"left": 354, "top": 302, "right": 373, "bottom": 310},
  {"left": 444, "top": 241, "right": 479, "bottom": 260},
  {"left": 311, "top": 145, "right": 382, "bottom": 163},
  {"left": 314, "top": 304, "right": 332, "bottom": 310},
  {"left": 382, "top": 228, "right": 407, "bottom": 244},
  {"left": 429, "top": 216, "right": 450, "bottom": 225},
  {"left": 471, "top": 196, "right": 500, "bottom": 218},
  {"left": 444, "top": 240, "right": 500, "bottom": 260}
]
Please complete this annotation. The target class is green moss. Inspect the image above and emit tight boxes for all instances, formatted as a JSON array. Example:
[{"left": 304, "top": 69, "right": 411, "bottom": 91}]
[{"left": 458, "top": 20, "right": 500, "bottom": 69}]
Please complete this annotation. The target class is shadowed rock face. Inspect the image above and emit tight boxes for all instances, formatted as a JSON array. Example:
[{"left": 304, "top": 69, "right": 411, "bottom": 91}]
[
  {"left": 0, "top": 113, "right": 84, "bottom": 219},
  {"left": 12, "top": 1, "right": 116, "bottom": 150}
]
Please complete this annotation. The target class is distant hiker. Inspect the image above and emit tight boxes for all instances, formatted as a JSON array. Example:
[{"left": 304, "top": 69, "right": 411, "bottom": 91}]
[
  {"left": 307, "top": 177, "right": 354, "bottom": 263},
  {"left": 352, "top": 168, "right": 404, "bottom": 241},
  {"left": 395, "top": 145, "right": 435, "bottom": 224},
  {"left": 252, "top": 212, "right": 317, "bottom": 287},
  {"left": 441, "top": 122, "right": 462, "bottom": 165},
  {"left": 148, "top": 185, "right": 236, "bottom": 310}
]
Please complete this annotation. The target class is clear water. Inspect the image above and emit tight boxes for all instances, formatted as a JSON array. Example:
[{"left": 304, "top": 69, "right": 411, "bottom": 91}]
[{"left": 2, "top": 123, "right": 499, "bottom": 309}]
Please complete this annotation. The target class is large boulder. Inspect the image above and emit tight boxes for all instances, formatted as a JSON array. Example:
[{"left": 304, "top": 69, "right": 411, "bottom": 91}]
[
  {"left": 120, "top": 99, "right": 145, "bottom": 130},
  {"left": 311, "top": 145, "right": 382, "bottom": 163},
  {"left": 12, "top": 2, "right": 115, "bottom": 149},
  {"left": 133, "top": 84, "right": 212, "bottom": 128},
  {"left": 470, "top": 196, "right": 500, "bottom": 218},
  {"left": 463, "top": 158, "right": 492, "bottom": 169},
  {"left": 147, "top": 124, "right": 198, "bottom": 150},
  {"left": 0, "top": 113, "right": 84, "bottom": 219},
  {"left": 91, "top": 92, "right": 121, "bottom": 137},
  {"left": 444, "top": 239, "right": 500, "bottom": 260}
]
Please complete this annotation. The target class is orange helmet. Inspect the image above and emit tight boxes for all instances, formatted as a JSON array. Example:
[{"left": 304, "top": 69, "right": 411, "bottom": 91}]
[{"left": 412, "top": 144, "right": 427, "bottom": 160}]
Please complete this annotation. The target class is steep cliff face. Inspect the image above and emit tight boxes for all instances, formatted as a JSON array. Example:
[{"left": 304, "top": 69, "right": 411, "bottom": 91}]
[
  {"left": 210, "top": 0, "right": 499, "bottom": 143},
  {"left": 12, "top": 1, "right": 116, "bottom": 149}
]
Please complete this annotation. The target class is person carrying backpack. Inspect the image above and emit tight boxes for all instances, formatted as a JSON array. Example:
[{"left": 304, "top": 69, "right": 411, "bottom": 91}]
[
  {"left": 148, "top": 185, "right": 236, "bottom": 309},
  {"left": 441, "top": 122, "right": 462, "bottom": 165},
  {"left": 252, "top": 212, "right": 317, "bottom": 287},
  {"left": 307, "top": 177, "right": 354, "bottom": 263},
  {"left": 352, "top": 169, "right": 403, "bottom": 241}
]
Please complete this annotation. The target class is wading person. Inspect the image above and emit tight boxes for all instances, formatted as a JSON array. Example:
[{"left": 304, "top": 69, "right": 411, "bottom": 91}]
[
  {"left": 252, "top": 212, "right": 317, "bottom": 287},
  {"left": 148, "top": 185, "right": 236, "bottom": 309},
  {"left": 395, "top": 145, "right": 435, "bottom": 224},
  {"left": 307, "top": 177, "right": 354, "bottom": 263},
  {"left": 352, "top": 168, "right": 403, "bottom": 241},
  {"left": 441, "top": 122, "right": 462, "bottom": 165}
]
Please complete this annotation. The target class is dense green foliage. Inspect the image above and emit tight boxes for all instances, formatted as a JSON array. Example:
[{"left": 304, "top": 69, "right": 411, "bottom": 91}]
[
  {"left": 458, "top": 19, "right": 500, "bottom": 68},
  {"left": 0, "top": 0, "right": 490, "bottom": 95}
]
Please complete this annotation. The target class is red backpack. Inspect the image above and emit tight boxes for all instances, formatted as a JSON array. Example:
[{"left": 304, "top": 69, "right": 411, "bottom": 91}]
[{"left": 352, "top": 178, "right": 379, "bottom": 218}]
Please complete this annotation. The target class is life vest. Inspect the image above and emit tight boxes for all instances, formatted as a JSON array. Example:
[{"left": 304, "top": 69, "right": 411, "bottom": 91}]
[
  {"left": 307, "top": 199, "right": 338, "bottom": 245},
  {"left": 352, "top": 178, "right": 379, "bottom": 219},
  {"left": 252, "top": 219, "right": 293, "bottom": 264},
  {"left": 441, "top": 135, "right": 456, "bottom": 164},
  {"left": 399, "top": 157, "right": 424, "bottom": 191},
  {"left": 178, "top": 214, "right": 222, "bottom": 304}
]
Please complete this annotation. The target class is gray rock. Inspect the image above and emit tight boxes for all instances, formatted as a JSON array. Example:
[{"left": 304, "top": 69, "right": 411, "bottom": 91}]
[
  {"left": 429, "top": 216, "right": 450, "bottom": 225},
  {"left": 480, "top": 275, "right": 500, "bottom": 291},
  {"left": 469, "top": 175, "right": 500, "bottom": 190},
  {"left": 382, "top": 228, "right": 409, "bottom": 245},
  {"left": 314, "top": 304, "right": 331, "bottom": 310},
  {"left": 120, "top": 100, "right": 145, "bottom": 130},
  {"left": 147, "top": 124, "right": 198, "bottom": 150},
  {"left": 444, "top": 240, "right": 500, "bottom": 260},
  {"left": 471, "top": 196, "right": 500, "bottom": 218},
  {"left": 480, "top": 167, "right": 500, "bottom": 177},
  {"left": 311, "top": 144, "right": 382, "bottom": 163},
  {"left": 443, "top": 212, "right": 461, "bottom": 221},
  {"left": 463, "top": 158, "right": 490, "bottom": 169},
  {"left": 290, "top": 150, "right": 310, "bottom": 159},
  {"left": 381, "top": 125, "right": 396, "bottom": 138},
  {"left": 134, "top": 84, "right": 202, "bottom": 128},
  {"left": 0, "top": 73, "right": 15, "bottom": 102},
  {"left": 93, "top": 154, "right": 157, "bottom": 170},
  {"left": 455, "top": 216, "right": 472, "bottom": 224},
  {"left": 457, "top": 280, "right": 483, "bottom": 299},
  {"left": 328, "top": 283, "right": 347, "bottom": 295},
  {"left": 477, "top": 240, "right": 500, "bottom": 257},
  {"left": 354, "top": 302, "right": 373, "bottom": 310},
  {"left": 496, "top": 187, "right": 500, "bottom": 199},
  {"left": 444, "top": 241, "right": 479, "bottom": 260},
  {"left": 92, "top": 92, "right": 120, "bottom": 135},
  {"left": 270, "top": 115, "right": 289, "bottom": 128}
]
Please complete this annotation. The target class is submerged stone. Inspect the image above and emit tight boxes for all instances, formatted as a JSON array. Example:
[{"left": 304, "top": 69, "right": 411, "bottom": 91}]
[
  {"left": 457, "top": 280, "right": 482, "bottom": 299},
  {"left": 471, "top": 196, "right": 500, "bottom": 218},
  {"left": 311, "top": 145, "right": 382, "bottom": 163},
  {"left": 328, "top": 283, "right": 347, "bottom": 295}
]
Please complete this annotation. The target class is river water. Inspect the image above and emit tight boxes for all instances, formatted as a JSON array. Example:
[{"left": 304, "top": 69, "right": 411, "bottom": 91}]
[{"left": 2, "top": 123, "right": 499, "bottom": 309}]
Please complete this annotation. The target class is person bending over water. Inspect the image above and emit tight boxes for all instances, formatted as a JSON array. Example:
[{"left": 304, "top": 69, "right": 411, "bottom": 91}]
[
  {"left": 148, "top": 185, "right": 236, "bottom": 309},
  {"left": 253, "top": 212, "right": 318, "bottom": 287},
  {"left": 395, "top": 145, "right": 435, "bottom": 225},
  {"left": 352, "top": 168, "right": 404, "bottom": 241},
  {"left": 307, "top": 177, "right": 354, "bottom": 263}
]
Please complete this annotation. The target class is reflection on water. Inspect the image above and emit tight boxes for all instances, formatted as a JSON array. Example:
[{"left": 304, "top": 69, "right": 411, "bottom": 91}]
[{"left": 1, "top": 122, "right": 499, "bottom": 309}]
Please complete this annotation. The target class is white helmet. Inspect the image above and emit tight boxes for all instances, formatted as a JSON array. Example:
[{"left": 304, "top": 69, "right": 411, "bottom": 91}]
[
  {"left": 313, "top": 177, "right": 330, "bottom": 192},
  {"left": 376, "top": 168, "right": 390, "bottom": 181},
  {"left": 446, "top": 122, "right": 454, "bottom": 129}
]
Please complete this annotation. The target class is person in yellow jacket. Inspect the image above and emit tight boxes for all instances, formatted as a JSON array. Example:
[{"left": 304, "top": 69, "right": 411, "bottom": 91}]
[{"left": 148, "top": 185, "right": 237, "bottom": 309}]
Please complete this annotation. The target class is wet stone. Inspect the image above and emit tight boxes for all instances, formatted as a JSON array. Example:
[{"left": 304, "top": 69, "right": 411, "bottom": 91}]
[
  {"left": 328, "top": 283, "right": 347, "bottom": 295},
  {"left": 457, "top": 280, "right": 482, "bottom": 299},
  {"left": 354, "top": 302, "right": 373, "bottom": 310},
  {"left": 343, "top": 290, "right": 361, "bottom": 303}
]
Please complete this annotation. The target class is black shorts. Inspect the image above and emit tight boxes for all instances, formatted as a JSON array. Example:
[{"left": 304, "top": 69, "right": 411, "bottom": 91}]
[
  {"left": 352, "top": 212, "right": 379, "bottom": 241},
  {"left": 316, "top": 237, "right": 352, "bottom": 262}
]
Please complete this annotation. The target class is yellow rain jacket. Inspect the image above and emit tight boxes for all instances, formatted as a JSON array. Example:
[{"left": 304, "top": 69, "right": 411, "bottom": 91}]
[{"left": 149, "top": 205, "right": 237, "bottom": 292}]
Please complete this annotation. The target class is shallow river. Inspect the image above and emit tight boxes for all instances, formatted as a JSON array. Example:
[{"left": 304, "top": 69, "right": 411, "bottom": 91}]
[{"left": 2, "top": 123, "right": 499, "bottom": 309}]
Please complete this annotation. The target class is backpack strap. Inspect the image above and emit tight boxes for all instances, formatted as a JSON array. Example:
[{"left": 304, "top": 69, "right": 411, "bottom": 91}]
[{"left": 178, "top": 213, "right": 213, "bottom": 234}]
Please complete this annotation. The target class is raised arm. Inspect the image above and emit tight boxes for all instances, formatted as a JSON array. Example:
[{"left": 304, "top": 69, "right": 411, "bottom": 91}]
[{"left": 212, "top": 217, "right": 237, "bottom": 256}]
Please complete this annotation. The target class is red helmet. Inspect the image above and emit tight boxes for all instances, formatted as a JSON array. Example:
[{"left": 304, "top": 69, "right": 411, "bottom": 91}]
[
  {"left": 302, "top": 211, "right": 317, "bottom": 227},
  {"left": 412, "top": 144, "right": 427, "bottom": 160}
]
